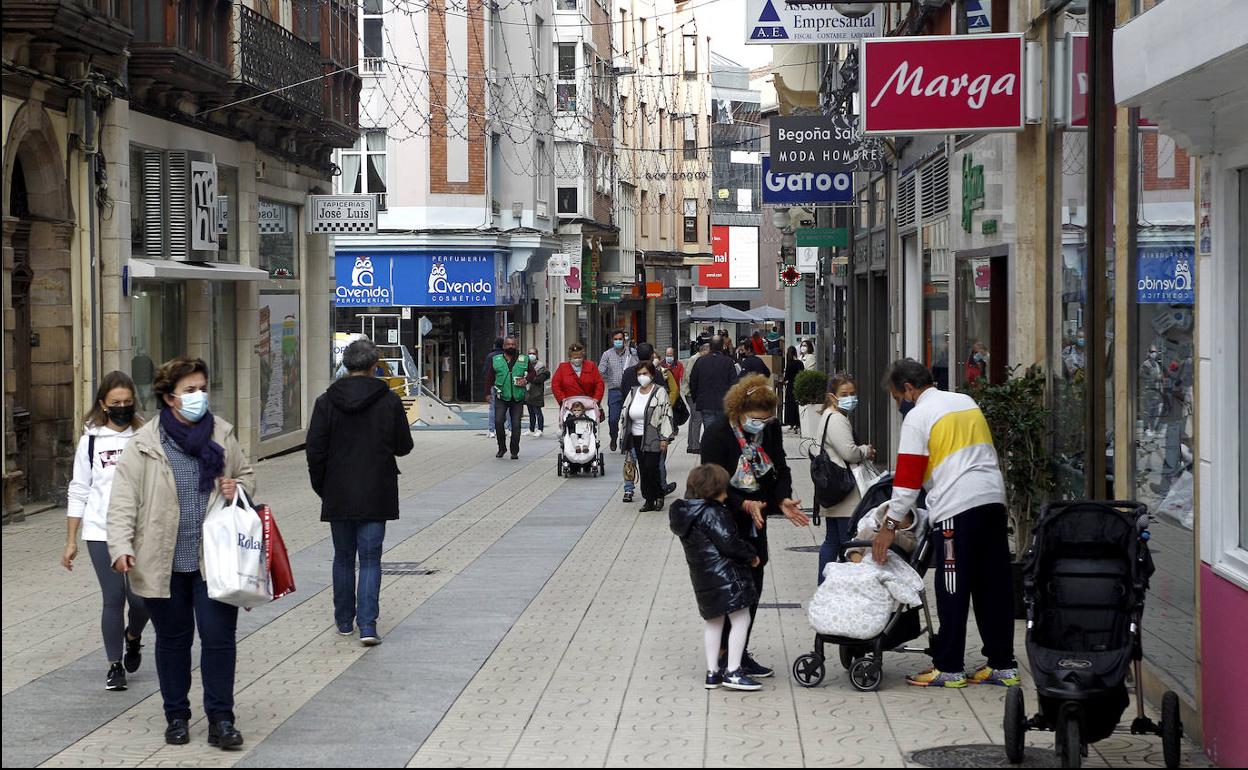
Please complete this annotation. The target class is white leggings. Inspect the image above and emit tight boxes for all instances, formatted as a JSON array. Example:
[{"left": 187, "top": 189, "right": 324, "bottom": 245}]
[{"left": 704, "top": 609, "right": 752, "bottom": 672}]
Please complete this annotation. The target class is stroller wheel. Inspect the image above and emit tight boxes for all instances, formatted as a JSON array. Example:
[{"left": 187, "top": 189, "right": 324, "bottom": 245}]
[
  {"left": 557, "top": 457, "right": 564, "bottom": 477},
  {"left": 1161, "top": 691, "right": 1183, "bottom": 769},
  {"left": 849, "top": 658, "right": 882, "bottom": 692},
  {"left": 1003, "top": 686, "right": 1026, "bottom": 764},
  {"left": 792, "top": 653, "right": 825, "bottom": 688},
  {"left": 1056, "top": 708, "right": 1082, "bottom": 769}
]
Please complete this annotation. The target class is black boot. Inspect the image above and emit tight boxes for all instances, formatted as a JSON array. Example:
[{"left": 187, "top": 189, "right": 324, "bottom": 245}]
[
  {"left": 165, "top": 719, "right": 190, "bottom": 745},
  {"left": 208, "top": 720, "right": 244, "bottom": 749}
]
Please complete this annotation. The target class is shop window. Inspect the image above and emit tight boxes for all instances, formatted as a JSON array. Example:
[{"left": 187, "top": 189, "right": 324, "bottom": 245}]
[
  {"left": 258, "top": 291, "right": 302, "bottom": 438},
  {"left": 130, "top": 281, "right": 186, "bottom": 419},
  {"left": 258, "top": 199, "right": 299, "bottom": 279}
]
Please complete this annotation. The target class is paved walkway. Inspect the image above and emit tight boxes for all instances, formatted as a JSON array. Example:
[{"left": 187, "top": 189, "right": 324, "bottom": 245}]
[{"left": 2, "top": 421, "right": 1208, "bottom": 767}]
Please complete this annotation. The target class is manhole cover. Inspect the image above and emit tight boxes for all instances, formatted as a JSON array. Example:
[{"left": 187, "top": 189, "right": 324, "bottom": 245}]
[
  {"left": 910, "top": 745, "right": 1054, "bottom": 768},
  {"left": 786, "top": 545, "right": 822, "bottom": 553},
  {"left": 758, "top": 602, "right": 803, "bottom": 609},
  {"left": 380, "top": 562, "right": 438, "bottom": 576}
]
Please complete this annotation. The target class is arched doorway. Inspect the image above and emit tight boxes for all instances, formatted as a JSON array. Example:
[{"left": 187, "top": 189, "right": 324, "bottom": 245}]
[{"left": 3, "top": 102, "right": 76, "bottom": 517}]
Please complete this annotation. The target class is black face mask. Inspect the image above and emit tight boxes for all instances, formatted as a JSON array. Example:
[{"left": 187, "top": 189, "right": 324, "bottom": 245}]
[
  {"left": 106, "top": 405, "right": 136, "bottom": 426},
  {"left": 898, "top": 399, "right": 916, "bottom": 418},
  {"left": 503, "top": 347, "right": 518, "bottom": 358}
]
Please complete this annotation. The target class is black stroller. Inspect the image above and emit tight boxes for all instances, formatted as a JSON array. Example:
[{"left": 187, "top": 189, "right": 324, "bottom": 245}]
[
  {"left": 791, "top": 473, "right": 934, "bottom": 692},
  {"left": 1005, "top": 500, "right": 1183, "bottom": 769}
]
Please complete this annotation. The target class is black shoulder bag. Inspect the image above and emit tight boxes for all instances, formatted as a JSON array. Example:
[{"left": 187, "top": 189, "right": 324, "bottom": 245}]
[{"left": 808, "top": 413, "right": 856, "bottom": 508}]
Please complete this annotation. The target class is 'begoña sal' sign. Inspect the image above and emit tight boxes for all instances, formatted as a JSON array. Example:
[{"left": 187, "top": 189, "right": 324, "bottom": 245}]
[
  {"left": 771, "top": 116, "right": 875, "bottom": 174},
  {"left": 861, "top": 34, "right": 1025, "bottom": 135}
]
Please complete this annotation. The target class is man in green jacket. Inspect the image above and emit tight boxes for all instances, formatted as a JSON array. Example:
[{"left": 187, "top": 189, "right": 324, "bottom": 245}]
[{"left": 490, "top": 336, "right": 529, "bottom": 459}]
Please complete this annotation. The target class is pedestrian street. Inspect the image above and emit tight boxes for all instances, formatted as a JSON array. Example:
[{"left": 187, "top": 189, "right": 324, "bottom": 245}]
[{"left": 1, "top": 421, "right": 1209, "bottom": 768}]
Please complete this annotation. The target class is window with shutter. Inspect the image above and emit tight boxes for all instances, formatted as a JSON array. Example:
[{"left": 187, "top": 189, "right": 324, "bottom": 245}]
[
  {"left": 920, "top": 155, "right": 950, "bottom": 220},
  {"left": 897, "top": 173, "right": 917, "bottom": 230},
  {"left": 141, "top": 150, "right": 164, "bottom": 259}
]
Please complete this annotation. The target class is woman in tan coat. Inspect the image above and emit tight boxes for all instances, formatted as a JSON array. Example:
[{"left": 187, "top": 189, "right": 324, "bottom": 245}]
[
  {"left": 815, "top": 374, "right": 875, "bottom": 584},
  {"left": 108, "top": 357, "right": 254, "bottom": 750}
]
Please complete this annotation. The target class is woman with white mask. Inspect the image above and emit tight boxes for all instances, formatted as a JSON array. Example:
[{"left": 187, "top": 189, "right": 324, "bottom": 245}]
[
  {"left": 815, "top": 374, "right": 876, "bottom": 584},
  {"left": 617, "top": 361, "right": 674, "bottom": 512}
]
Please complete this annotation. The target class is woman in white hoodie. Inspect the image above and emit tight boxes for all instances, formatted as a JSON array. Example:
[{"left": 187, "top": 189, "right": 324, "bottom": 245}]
[{"left": 62, "top": 371, "right": 149, "bottom": 691}]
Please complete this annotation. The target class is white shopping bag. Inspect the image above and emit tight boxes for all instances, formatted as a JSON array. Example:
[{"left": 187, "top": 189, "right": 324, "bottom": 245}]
[
  {"left": 203, "top": 490, "right": 272, "bottom": 608},
  {"left": 852, "top": 461, "right": 885, "bottom": 497}
]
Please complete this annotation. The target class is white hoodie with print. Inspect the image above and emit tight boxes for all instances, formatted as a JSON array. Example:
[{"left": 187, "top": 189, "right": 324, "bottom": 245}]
[{"left": 66, "top": 423, "right": 136, "bottom": 542}]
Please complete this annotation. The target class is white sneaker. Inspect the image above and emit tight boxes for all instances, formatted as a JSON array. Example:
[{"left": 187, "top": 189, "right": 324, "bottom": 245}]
[
  {"left": 487, "top": 431, "right": 496, "bottom": 439},
  {"left": 534, "top": 430, "right": 543, "bottom": 438}
]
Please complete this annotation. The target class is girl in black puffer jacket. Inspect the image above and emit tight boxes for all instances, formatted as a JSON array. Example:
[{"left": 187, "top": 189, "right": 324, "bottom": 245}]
[{"left": 669, "top": 464, "right": 763, "bottom": 691}]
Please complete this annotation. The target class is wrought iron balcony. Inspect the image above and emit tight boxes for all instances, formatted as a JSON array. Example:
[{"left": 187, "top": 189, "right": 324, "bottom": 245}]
[{"left": 236, "top": 4, "right": 323, "bottom": 117}]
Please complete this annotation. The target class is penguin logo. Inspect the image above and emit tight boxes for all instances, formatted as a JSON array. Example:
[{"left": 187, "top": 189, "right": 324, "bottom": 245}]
[
  {"left": 429, "top": 262, "right": 448, "bottom": 294},
  {"left": 1173, "top": 256, "right": 1192, "bottom": 292},
  {"left": 351, "top": 256, "right": 374, "bottom": 287}
]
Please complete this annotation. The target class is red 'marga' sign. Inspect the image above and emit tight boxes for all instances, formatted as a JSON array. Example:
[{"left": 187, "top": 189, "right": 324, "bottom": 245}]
[{"left": 861, "top": 34, "right": 1025, "bottom": 135}]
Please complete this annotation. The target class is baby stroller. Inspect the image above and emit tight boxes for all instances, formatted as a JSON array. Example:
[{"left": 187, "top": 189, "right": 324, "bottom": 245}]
[
  {"left": 556, "top": 396, "right": 606, "bottom": 477},
  {"left": 791, "top": 473, "right": 934, "bottom": 692},
  {"left": 1004, "top": 500, "right": 1183, "bottom": 769}
]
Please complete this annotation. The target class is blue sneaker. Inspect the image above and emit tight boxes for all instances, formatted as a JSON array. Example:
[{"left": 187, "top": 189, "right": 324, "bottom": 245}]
[
  {"left": 705, "top": 670, "right": 723, "bottom": 689},
  {"left": 740, "top": 652, "right": 774, "bottom": 679},
  {"left": 336, "top": 623, "right": 353, "bottom": 636},
  {"left": 722, "top": 668, "right": 762, "bottom": 691},
  {"left": 360, "top": 629, "right": 382, "bottom": 646}
]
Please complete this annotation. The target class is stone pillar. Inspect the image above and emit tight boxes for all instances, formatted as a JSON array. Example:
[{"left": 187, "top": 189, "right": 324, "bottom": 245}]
[
  {"left": 2, "top": 216, "right": 24, "bottom": 521},
  {"left": 99, "top": 99, "right": 131, "bottom": 377},
  {"left": 28, "top": 220, "right": 78, "bottom": 502}
]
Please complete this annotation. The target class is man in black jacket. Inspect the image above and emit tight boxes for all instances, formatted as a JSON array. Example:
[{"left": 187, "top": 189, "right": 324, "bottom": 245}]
[
  {"left": 306, "top": 339, "right": 414, "bottom": 646},
  {"left": 481, "top": 338, "right": 505, "bottom": 439},
  {"left": 688, "top": 336, "right": 738, "bottom": 431},
  {"left": 738, "top": 347, "right": 772, "bottom": 379}
]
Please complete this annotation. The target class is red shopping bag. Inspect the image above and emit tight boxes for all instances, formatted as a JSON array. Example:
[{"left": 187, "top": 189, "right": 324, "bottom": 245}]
[{"left": 259, "top": 502, "right": 296, "bottom": 600}]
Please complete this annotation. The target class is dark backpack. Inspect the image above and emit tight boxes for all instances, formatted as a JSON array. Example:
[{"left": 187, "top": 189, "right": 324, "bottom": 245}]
[{"left": 808, "top": 413, "right": 856, "bottom": 508}]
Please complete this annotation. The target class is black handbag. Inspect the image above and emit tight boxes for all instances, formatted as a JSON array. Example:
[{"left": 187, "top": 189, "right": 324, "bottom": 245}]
[
  {"left": 672, "top": 395, "right": 690, "bottom": 427},
  {"left": 809, "top": 412, "right": 857, "bottom": 508}
]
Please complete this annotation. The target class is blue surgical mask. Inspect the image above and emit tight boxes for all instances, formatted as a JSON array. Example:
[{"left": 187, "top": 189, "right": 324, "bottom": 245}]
[
  {"left": 838, "top": 396, "right": 859, "bottom": 412},
  {"left": 177, "top": 391, "right": 209, "bottom": 423},
  {"left": 742, "top": 417, "right": 769, "bottom": 435},
  {"left": 614, "top": 340, "right": 624, "bottom": 350},
  {"left": 665, "top": 356, "right": 674, "bottom": 364},
  {"left": 898, "top": 399, "right": 916, "bottom": 418}
]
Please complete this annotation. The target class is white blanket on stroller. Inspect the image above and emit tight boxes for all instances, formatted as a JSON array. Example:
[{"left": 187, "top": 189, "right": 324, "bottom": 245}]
[{"left": 808, "top": 553, "right": 925, "bottom": 640}]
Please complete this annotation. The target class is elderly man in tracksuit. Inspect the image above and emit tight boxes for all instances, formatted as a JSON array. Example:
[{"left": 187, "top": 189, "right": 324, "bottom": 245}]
[{"left": 872, "top": 359, "right": 1019, "bottom": 689}]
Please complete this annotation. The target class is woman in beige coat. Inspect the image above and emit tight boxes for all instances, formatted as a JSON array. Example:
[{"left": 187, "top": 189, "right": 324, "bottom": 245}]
[
  {"left": 815, "top": 374, "right": 875, "bottom": 584},
  {"left": 107, "top": 356, "right": 254, "bottom": 750}
]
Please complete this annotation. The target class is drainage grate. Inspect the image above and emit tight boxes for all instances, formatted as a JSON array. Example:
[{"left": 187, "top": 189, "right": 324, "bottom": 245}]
[
  {"left": 379, "top": 562, "right": 438, "bottom": 576},
  {"left": 786, "top": 545, "right": 822, "bottom": 553},
  {"left": 757, "top": 602, "right": 803, "bottom": 610},
  {"left": 909, "top": 745, "right": 1054, "bottom": 768}
]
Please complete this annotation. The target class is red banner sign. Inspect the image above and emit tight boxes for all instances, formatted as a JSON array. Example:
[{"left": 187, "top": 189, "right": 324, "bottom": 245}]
[
  {"left": 1068, "top": 32, "right": 1154, "bottom": 130},
  {"left": 861, "top": 34, "right": 1025, "bottom": 135},
  {"left": 700, "top": 226, "right": 731, "bottom": 288}
]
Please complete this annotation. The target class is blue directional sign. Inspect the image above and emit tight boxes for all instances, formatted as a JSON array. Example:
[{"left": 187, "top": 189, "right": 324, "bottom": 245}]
[{"left": 760, "top": 156, "right": 854, "bottom": 205}]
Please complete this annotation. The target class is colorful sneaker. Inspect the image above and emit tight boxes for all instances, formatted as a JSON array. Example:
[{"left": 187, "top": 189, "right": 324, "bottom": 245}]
[
  {"left": 967, "top": 665, "right": 1021, "bottom": 687},
  {"left": 705, "top": 670, "right": 723, "bottom": 690},
  {"left": 906, "top": 668, "right": 967, "bottom": 688}
]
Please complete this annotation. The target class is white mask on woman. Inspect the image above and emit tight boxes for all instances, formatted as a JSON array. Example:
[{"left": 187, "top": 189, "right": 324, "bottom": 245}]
[{"left": 637, "top": 374, "right": 653, "bottom": 388}]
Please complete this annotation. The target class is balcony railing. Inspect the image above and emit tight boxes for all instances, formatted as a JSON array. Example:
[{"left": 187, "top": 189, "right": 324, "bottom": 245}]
[{"left": 237, "top": 4, "right": 322, "bottom": 116}]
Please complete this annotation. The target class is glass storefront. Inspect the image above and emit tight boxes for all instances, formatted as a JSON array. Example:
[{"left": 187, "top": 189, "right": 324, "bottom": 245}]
[
  {"left": 258, "top": 291, "right": 302, "bottom": 439},
  {"left": 130, "top": 281, "right": 186, "bottom": 417},
  {"left": 923, "top": 251, "right": 949, "bottom": 390},
  {"left": 218, "top": 166, "right": 239, "bottom": 263},
  {"left": 259, "top": 199, "right": 299, "bottom": 278}
]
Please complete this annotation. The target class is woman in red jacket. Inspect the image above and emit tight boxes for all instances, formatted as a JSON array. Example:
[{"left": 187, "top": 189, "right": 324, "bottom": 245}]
[{"left": 552, "top": 342, "right": 606, "bottom": 405}]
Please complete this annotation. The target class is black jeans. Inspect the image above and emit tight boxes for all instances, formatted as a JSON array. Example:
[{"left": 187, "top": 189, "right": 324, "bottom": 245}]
[
  {"left": 143, "top": 570, "right": 239, "bottom": 723},
  {"left": 527, "top": 404, "right": 545, "bottom": 432},
  {"left": 931, "top": 503, "right": 1018, "bottom": 673},
  {"left": 495, "top": 400, "right": 525, "bottom": 455},
  {"left": 637, "top": 449, "right": 663, "bottom": 501}
]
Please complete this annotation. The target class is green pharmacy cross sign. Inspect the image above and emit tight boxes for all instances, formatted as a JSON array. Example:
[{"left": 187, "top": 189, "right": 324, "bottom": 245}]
[{"left": 962, "top": 154, "right": 985, "bottom": 233}]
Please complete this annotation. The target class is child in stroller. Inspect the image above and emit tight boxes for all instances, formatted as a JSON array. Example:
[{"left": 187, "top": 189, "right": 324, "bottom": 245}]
[
  {"left": 793, "top": 473, "right": 935, "bottom": 692},
  {"left": 557, "top": 396, "right": 605, "bottom": 477}
]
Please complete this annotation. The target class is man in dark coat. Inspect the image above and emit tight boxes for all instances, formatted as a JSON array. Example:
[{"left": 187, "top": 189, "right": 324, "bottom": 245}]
[
  {"left": 481, "top": 337, "right": 505, "bottom": 439},
  {"left": 738, "top": 347, "right": 772, "bottom": 379},
  {"left": 306, "top": 338, "right": 414, "bottom": 645},
  {"left": 688, "top": 337, "right": 740, "bottom": 427}
]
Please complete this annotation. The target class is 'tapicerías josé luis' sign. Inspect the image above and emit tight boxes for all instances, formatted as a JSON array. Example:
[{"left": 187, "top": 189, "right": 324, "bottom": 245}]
[{"left": 860, "top": 34, "right": 1025, "bottom": 135}]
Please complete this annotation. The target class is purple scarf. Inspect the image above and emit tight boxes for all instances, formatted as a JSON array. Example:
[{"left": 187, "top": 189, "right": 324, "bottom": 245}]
[{"left": 159, "top": 408, "right": 225, "bottom": 494}]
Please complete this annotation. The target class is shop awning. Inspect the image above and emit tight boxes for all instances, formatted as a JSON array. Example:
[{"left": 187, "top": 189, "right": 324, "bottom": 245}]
[{"left": 128, "top": 259, "right": 271, "bottom": 281}]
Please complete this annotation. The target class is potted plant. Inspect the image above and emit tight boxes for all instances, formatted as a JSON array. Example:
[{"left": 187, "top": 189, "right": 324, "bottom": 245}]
[
  {"left": 793, "top": 369, "right": 828, "bottom": 439},
  {"left": 961, "top": 365, "right": 1055, "bottom": 618}
]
